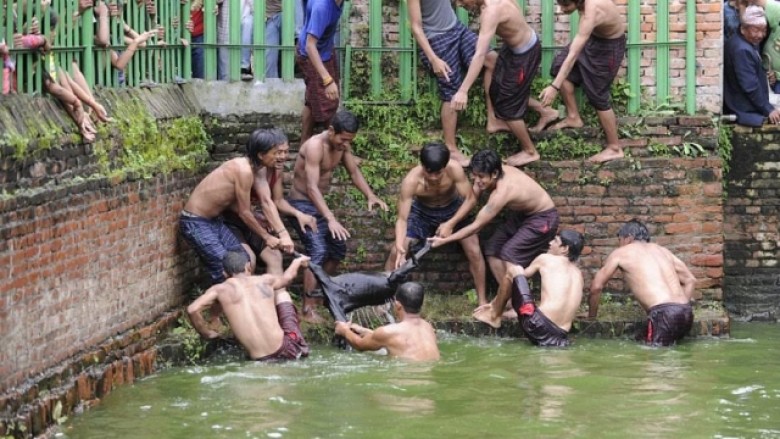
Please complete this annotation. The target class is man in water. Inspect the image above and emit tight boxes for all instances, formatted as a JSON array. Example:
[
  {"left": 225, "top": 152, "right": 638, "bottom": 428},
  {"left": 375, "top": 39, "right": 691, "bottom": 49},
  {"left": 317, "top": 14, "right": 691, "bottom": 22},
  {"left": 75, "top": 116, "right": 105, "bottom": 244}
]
[
  {"left": 287, "top": 110, "right": 389, "bottom": 322},
  {"left": 450, "top": 0, "right": 558, "bottom": 167},
  {"left": 335, "top": 282, "right": 440, "bottom": 362},
  {"left": 537, "top": 0, "right": 627, "bottom": 163},
  {"left": 589, "top": 219, "right": 697, "bottom": 346},
  {"left": 180, "top": 133, "right": 290, "bottom": 286},
  {"left": 385, "top": 142, "right": 487, "bottom": 305},
  {"left": 474, "top": 230, "right": 584, "bottom": 348},
  {"left": 187, "top": 250, "right": 312, "bottom": 361},
  {"left": 429, "top": 149, "right": 559, "bottom": 312}
]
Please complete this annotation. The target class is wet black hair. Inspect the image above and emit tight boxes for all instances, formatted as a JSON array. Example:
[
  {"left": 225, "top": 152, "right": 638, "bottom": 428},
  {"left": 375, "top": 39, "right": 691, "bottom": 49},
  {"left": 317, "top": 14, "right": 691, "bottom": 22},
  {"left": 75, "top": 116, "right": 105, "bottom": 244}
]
[
  {"left": 559, "top": 230, "right": 584, "bottom": 261},
  {"left": 331, "top": 110, "right": 360, "bottom": 134},
  {"left": 246, "top": 128, "right": 286, "bottom": 167},
  {"left": 223, "top": 249, "right": 249, "bottom": 276},
  {"left": 395, "top": 282, "right": 424, "bottom": 314},
  {"left": 618, "top": 219, "right": 651, "bottom": 242},
  {"left": 556, "top": 0, "right": 585, "bottom": 8},
  {"left": 470, "top": 149, "right": 504, "bottom": 179},
  {"left": 420, "top": 142, "right": 450, "bottom": 172}
]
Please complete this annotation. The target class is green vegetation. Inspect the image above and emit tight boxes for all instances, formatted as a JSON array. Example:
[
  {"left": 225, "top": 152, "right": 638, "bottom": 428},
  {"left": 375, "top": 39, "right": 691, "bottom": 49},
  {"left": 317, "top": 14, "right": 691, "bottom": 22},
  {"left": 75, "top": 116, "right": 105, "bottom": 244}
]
[{"left": 170, "top": 315, "right": 209, "bottom": 364}]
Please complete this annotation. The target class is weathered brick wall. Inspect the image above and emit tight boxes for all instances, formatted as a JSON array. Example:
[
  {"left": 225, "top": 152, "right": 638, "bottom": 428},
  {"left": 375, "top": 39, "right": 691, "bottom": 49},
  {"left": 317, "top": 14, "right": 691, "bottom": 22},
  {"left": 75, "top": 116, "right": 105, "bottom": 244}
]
[
  {"left": 724, "top": 126, "right": 780, "bottom": 321},
  {"left": 349, "top": 0, "right": 721, "bottom": 113},
  {"left": 0, "top": 86, "right": 204, "bottom": 394}
]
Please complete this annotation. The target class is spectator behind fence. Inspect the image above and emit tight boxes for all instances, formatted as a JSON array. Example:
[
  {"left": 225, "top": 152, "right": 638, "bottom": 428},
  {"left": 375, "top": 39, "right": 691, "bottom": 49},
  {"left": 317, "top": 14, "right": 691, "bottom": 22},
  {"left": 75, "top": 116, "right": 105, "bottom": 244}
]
[
  {"left": 187, "top": 0, "right": 205, "bottom": 79},
  {"left": 94, "top": 0, "right": 158, "bottom": 75},
  {"left": 724, "top": 5, "right": 780, "bottom": 126},
  {"left": 1, "top": 39, "right": 14, "bottom": 94}
]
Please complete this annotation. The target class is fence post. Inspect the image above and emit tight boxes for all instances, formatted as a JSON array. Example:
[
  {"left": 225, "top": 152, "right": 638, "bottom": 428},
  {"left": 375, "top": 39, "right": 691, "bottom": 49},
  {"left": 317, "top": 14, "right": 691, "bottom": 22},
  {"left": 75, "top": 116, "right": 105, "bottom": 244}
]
[
  {"left": 253, "top": 0, "right": 267, "bottom": 81},
  {"left": 656, "top": 0, "right": 669, "bottom": 107},
  {"left": 541, "top": 0, "right": 554, "bottom": 80},
  {"left": 627, "top": 0, "right": 640, "bottom": 114},
  {"left": 182, "top": 0, "right": 192, "bottom": 80},
  {"left": 204, "top": 0, "right": 217, "bottom": 80},
  {"left": 369, "top": 0, "right": 382, "bottom": 96},
  {"left": 281, "top": 0, "right": 295, "bottom": 81},
  {"left": 685, "top": 0, "right": 696, "bottom": 115},
  {"left": 399, "top": 0, "right": 412, "bottom": 101}
]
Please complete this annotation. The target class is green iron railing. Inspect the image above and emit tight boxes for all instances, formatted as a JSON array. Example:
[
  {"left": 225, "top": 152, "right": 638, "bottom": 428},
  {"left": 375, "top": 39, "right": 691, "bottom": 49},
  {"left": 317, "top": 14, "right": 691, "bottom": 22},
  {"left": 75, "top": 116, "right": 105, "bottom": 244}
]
[{"left": 1, "top": 0, "right": 698, "bottom": 115}]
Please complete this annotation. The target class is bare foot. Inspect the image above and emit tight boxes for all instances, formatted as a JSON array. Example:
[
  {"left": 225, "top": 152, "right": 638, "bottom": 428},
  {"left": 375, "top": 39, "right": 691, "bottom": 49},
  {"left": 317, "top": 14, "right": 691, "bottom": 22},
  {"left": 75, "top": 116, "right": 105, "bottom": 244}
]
[
  {"left": 92, "top": 103, "right": 113, "bottom": 123},
  {"left": 449, "top": 149, "right": 470, "bottom": 167},
  {"left": 473, "top": 304, "right": 501, "bottom": 329},
  {"left": 506, "top": 151, "right": 540, "bottom": 167},
  {"left": 528, "top": 108, "right": 559, "bottom": 133},
  {"left": 588, "top": 148, "right": 624, "bottom": 163},
  {"left": 487, "top": 117, "right": 510, "bottom": 134},
  {"left": 301, "top": 306, "right": 326, "bottom": 324},
  {"left": 548, "top": 117, "right": 584, "bottom": 131},
  {"left": 501, "top": 307, "right": 518, "bottom": 320}
]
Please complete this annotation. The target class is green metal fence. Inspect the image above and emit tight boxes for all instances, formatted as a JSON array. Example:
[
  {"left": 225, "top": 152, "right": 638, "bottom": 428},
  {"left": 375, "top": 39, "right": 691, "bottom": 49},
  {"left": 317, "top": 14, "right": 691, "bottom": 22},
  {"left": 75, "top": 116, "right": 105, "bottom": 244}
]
[{"left": 1, "top": 0, "right": 697, "bottom": 115}]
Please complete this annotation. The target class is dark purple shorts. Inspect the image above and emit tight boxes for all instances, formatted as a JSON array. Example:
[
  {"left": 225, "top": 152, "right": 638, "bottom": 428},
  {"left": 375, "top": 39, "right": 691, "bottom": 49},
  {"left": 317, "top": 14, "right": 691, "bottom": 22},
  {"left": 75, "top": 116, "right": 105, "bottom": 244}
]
[
  {"left": 257, "top": 302, "right": 310, "bottom": 361},
  {"left": 483, "top": 208, "right": 559, "bottom": 268},
  {"left": 642, "top": 302, "right": 693, "bottom": 346}
]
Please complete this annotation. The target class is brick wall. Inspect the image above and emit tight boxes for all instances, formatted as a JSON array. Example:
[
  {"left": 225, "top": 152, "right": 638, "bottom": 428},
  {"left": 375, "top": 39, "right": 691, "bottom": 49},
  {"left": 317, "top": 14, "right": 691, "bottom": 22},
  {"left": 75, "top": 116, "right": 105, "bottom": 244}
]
[
  {"left": 349, "top": 0, "right": 722, "bottom": 113},
  {"left": 724, "top": 125, "right": 780, "bottom": 321}
]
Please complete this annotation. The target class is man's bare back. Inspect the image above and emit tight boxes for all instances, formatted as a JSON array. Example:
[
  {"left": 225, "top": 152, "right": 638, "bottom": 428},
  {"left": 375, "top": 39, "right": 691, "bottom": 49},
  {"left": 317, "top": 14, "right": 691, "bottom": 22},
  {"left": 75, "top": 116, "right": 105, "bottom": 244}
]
[
  {"left": 214, "top": 276, "right": 285, "bottom": 359},
  {"left": 580, "top": 0, "right": 625, "bottom": 39},
  {"left": 531, "top": 254, "right": 583, "bottom": 331},
  {"left": 185, "top": 158, "right": 254, "bottom": 218},
  {"left": 375, "top": 318, "right": 440, "bottom": 361},
  {"left": 604, "top": 242, "right": 692, "bottom": 310}
]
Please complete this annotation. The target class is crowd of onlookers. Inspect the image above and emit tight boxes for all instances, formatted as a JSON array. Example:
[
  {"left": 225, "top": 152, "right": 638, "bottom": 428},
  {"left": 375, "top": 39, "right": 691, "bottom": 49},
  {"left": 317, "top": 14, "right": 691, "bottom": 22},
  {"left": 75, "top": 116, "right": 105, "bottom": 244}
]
[
  {"left": 723, "top": 0, "right": 780, "bottom": 126},
  {"left": 1, "top": 0, "right": 304, "bottom": 141}
]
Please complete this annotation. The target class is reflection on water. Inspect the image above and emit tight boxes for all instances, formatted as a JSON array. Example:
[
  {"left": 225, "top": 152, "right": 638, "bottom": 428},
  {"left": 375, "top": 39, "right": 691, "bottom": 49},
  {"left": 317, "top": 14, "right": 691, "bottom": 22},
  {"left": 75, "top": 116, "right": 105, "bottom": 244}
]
[{"left": 60, "top": 324, "right": 780, "bottom": 438}]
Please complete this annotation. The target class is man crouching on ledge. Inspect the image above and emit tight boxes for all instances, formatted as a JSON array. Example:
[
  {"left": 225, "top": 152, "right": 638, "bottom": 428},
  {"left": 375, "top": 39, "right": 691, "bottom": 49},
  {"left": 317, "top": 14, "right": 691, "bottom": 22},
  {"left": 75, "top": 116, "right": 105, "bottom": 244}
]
[
  {"left": 473, "top": 230, "right": 584, "bottom": 347},
  {"left": 188, "top": 250, "right": 311, "bottom": 361},
  {"left": 335, "top": 282, "right": 440, "bottom": 362}
]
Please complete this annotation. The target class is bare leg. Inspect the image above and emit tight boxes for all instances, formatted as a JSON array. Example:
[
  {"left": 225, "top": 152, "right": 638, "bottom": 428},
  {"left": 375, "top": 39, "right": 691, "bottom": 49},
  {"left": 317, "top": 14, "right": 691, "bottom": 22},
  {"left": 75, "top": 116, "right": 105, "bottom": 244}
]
[
  {"left": 484, "top": 51, "right": 510, "bottom": 134},
  {"left": 473, "top": 271, "right": 511, "bottom": 328},
  {"left": 487, "top": 255, "right": 506, "bottom": 288},
  {"left": 301, "top": 105, "right": 314, "bottom": 143},
  {"left": 548, "top": 80, "right": 584, "bottom": 131},
  {"left": 240, "top": 243, "right": 257, "bottom": 273},
  {"left": 51, "top": 73, "right": 96, "bottom": 142},
  {"left": 260, "top": 247, "right": 283, "bottom": 275},
  {"left": 442, "top": 102, "right": 470, "bottom": 167},
  {"left": 459, "top": 235, "right": 487, "bottom": 306},
  {"left": 504, "top": 119, "right": 540, "bottom": 168},
  {"left": 589, "top": 108, "right": 624, "bottom": 163},
  {"left": 70, "top": 61, "right": 111, "bottom": 122},
  {"left": 527, "top": 98, "right": 559, "bottom": 133}
]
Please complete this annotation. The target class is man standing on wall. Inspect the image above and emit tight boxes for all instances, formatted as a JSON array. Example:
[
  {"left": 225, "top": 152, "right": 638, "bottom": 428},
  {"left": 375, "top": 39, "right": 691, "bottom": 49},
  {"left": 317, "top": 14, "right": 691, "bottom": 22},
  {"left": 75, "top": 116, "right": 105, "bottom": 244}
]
[
  {"left": 589, "top": 219, "right": 697, "bottom": 346},
  {"left": 287, "top": 110, "right": 389, "bottom": 323},
  {"left": 428, "top": 149, "right": 559, "bottom": 312},
  {"left": 179, "top": 137, "right": 290, "bottom": 286},
  {"left": 297, "top": 0, "right": 345, "bottom": 142},
  {"left": 407, "top": 0, "right": 498, "bottom": 167},
  {"left": 450, "top": 0, "right": 559, "bottom": 167},
  {"left": 537, "top": 0, "right": 627, "bottom": 163},
  {"left": 188, "top": 250, "right": 311, "bottom": 361},
  {"left": 385, "top": 142, "right": 488, "bottom": 305}
]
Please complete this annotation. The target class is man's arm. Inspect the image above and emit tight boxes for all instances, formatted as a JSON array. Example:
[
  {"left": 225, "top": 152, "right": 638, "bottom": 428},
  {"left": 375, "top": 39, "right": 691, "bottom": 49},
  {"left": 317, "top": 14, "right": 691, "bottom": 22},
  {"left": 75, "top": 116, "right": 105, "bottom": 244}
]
[
  {"left": 187, "top": 287, "right": 223, "bottom": 339},
  {"left": 588, "top": 251, "right": 621, "bottom": 318},
  {"left": 303, "top": 143, "right": 351, "bottom": 240},
  {"left": 252, "top": 172, "right": 294, "bottom": 253},
  {"left": 671, "top": 254, "right": 697, "bottom": 300},
  {"left": 430, "top": 190, "right": 507, "bottom": 247},
  {"left": 539, "top": 9, "right": 597, "bottom": 106},
  {"left": 234, "top": 165, "right": 279, "bottom": 248},
  {"left": 393, "top": 174, "right": 416, "bottom": 267},
  {"left": 438, "top": 164, "right": 478, "bottom": 238},
  {"left": 407, "top": 0, "right": 451, "bottom": 82},
  {"left": 305, "top": 33, "right": 339, "bottom": 101},
  {"left": 271, "top": 172, "right": 318, "bottom": 233},
  {"left": 268, "top": 255, "right": 311, "bottom": 291},
  {"left": 451, "top": 8, "right": 498, "bottom": 110},
  {"left": 335, "top": 322, "right": 390, "bottom": 352},
  {"left": 343, "top": 151, "right": 388, "bottom": 211}
]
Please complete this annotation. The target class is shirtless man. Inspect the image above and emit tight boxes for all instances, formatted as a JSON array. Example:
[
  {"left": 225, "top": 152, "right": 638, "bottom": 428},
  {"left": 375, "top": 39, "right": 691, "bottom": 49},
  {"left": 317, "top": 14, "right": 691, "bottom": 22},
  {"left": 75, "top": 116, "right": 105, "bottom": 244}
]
[
  {"left": 223, "top": 129, "right": 314, "bottom": 276},
  {"left": 538, "top": 0, "right": 627, "bottom": 163},
  {"left": 334, "top": 282, "right": 440, "bottom": 362},
  {"left": 179, "top": 136, "right": 289, "bottom": 286},
  {"left": 385, "top": 143, "right": 488, "bottom": 305},
  {"left": 408, "top": 0, "right": 498, "bottom": 166},
  {"left": 474, "top": 230, "right": 584, "bottom": 348},
  {"left": 187, "top": 250, "right": 311, "bottom": 361},
  {"left": 287, "top": 110, "right": 389, "bottom": 322},
  {"left": 589, "top": 219, "right": 697, "bottom": 346},
  {"left": 451, "top": 0, "right": 558, "bottom": 167},
  {"left": 429, "top": 149, "right": 559, "bottom": 309}
]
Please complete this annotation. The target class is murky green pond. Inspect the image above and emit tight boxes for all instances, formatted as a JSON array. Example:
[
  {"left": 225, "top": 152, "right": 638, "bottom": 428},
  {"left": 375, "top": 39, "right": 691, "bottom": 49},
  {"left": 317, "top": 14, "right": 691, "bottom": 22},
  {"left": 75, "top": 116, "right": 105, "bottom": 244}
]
[{"left": 61, "top": 323, "right": 780, "bottom": 439}]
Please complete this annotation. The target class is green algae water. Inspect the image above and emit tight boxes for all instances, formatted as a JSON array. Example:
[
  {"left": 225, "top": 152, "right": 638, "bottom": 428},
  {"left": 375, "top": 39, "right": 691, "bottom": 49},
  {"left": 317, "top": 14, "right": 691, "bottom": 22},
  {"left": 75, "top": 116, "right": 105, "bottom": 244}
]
[{"left": 61, "top": 323, "right": 780, "bottom": 438}]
